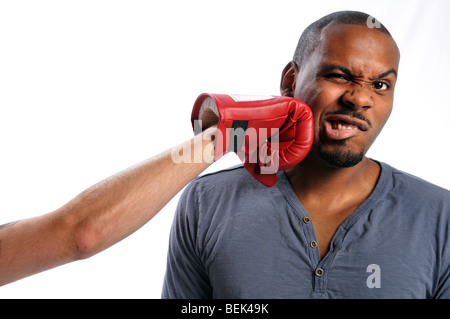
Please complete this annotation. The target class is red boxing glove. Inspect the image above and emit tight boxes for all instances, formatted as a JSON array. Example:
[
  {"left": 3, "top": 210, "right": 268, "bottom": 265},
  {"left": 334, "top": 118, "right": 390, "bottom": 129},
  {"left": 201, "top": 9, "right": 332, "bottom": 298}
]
[{"left": 191, "top": 93, "right": 314, "bottom": 187}]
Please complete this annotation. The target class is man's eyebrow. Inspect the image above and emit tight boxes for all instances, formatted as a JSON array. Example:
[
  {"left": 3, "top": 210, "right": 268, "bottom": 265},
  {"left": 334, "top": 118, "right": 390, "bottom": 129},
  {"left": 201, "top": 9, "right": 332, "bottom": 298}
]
[
  {"left": 320, "top": 64, "right": 398, "bottom": 79},
  {"left": 320, "top": 64, "right": 354, "bottom": 77},
  {"left": 372, "top": 69, "right": 397, "bottom": 79}
]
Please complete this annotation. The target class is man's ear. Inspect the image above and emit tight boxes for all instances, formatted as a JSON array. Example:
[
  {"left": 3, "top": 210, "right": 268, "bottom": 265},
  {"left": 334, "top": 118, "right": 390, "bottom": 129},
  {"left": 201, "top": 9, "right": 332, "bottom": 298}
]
[{"left": 280, "top": 61, "right": 298, "bottom": 97}]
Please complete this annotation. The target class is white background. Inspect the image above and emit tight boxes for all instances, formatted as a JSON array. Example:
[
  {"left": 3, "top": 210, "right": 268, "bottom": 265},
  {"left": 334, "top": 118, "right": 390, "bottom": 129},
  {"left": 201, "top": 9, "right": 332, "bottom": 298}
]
[{"left": 0, "top": 0, "right": 449, "bottom": 298}]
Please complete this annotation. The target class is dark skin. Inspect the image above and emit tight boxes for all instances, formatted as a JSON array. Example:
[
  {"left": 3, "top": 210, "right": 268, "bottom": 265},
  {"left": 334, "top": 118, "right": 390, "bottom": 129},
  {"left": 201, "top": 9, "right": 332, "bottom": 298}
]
[{"left": 280, "top": 23, "right": 400, "bottom": 259}]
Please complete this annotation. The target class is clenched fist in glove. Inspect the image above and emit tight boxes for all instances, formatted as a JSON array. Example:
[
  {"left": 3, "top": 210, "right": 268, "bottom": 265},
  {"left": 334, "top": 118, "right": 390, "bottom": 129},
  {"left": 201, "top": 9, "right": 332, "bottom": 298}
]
[{"left": 191, "top": 93, "right": 314, "bottom": 187}]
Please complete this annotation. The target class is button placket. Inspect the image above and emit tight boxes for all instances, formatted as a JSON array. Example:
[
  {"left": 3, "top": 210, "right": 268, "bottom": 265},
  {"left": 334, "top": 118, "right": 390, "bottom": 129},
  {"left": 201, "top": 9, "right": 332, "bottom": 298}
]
[
  {"left": 303, "top": 216, "right": 318, "bottom": 248},
  {"left": 300, "top": 213, "right": 328, "bottom": 293},
  {"left": 300, "top": 214, "right": 327, "bottom": 292},
  {"left": 313, "top": 266, "right": 327, "bottom": 292},
  {"left": 301, "top": 215, "right": 320, "bottom": 264}
]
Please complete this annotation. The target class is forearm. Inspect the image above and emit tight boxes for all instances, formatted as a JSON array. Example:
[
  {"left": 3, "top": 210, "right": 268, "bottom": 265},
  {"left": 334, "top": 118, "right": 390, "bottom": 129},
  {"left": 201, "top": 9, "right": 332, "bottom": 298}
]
[
  {"left": 0, "top": 127, "right": 216, "bottom": 286},
  {"left": 67, "top": 127, "right": 216, "bottom": 258}
]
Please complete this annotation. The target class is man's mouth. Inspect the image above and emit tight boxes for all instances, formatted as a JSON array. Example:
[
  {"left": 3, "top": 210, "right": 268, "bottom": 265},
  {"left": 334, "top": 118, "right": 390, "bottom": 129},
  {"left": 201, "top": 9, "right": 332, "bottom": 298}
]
[
  {"left": 331, "top": 121, "right": 359, "bottom": 130},
  {"left": 323, "top": 114, "right": 370, "bottom": 140}
]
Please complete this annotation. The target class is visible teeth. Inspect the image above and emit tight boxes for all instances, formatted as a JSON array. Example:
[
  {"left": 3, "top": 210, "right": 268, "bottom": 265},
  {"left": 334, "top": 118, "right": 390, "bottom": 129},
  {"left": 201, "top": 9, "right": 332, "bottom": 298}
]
[
  {"left": 337, "top": 123, "right": 354, "bottom": 130},
  {"left": 331, "top": 121, "right": 357, "bottom": 130}
]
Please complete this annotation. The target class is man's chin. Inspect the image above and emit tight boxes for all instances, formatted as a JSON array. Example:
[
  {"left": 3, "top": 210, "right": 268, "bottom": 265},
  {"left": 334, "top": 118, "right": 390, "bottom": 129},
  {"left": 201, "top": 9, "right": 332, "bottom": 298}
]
[{"left": 317, "top": 144, "right": 365, "bottom": 168}]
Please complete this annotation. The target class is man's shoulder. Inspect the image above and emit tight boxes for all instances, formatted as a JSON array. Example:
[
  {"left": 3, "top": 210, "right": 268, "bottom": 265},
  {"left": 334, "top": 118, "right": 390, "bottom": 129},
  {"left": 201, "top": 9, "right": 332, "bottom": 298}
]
[
  {"left": 192, "top": 164, "right": 262, "bottom": 190},
  {"left": 180, "top": 164, "right": 272, "bottom": 210},
  {"left": 180, "top": 164, "right": 249, "bottom": 200},
  {"left": 381, "top": 161, "right": 450, "bottom": 201},
  {"left": 197, "top": 164, "right": 248, "bottom": 182}
]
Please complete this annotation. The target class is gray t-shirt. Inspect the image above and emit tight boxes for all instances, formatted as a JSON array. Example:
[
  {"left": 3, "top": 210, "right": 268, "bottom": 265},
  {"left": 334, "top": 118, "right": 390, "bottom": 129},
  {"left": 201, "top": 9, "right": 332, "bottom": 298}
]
[{"left": 162, "top": 162, "right": 450, "bottom": 298}]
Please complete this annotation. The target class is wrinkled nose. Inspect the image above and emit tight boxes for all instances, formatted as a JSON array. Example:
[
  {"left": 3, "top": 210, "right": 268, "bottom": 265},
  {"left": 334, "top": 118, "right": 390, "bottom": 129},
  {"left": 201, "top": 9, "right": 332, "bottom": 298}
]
[{"left": 341, "top": 84, "right": 374, "bottom": 110}]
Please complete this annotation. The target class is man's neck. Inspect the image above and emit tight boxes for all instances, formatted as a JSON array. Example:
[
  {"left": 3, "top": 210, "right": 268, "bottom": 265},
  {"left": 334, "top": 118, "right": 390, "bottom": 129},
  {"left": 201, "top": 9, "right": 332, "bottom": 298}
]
[{"left": 285, "top": 155, "right": 381, "bottom": 206}]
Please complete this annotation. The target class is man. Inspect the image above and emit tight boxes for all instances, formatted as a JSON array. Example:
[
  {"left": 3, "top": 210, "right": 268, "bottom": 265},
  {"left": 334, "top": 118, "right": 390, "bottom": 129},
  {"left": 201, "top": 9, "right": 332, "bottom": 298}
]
[{"left": 162, "top": 11, "right": 450, "bottom": 298}]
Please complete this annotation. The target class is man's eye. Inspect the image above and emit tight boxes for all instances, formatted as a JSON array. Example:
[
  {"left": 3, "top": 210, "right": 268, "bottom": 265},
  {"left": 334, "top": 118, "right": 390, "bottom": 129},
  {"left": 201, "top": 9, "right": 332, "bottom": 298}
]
[
  {"left": 373, "top": 81, "right": 390, "bottom": 91},
  {"left": 325, "top": 73, "right": 350, "bottom": 83}
]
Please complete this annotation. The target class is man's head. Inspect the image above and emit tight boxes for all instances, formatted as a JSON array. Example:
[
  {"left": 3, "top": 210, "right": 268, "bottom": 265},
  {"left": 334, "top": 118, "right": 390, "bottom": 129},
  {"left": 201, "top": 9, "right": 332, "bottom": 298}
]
[{"left": 281, "top": 11, "right": 400, "bottom": 168}]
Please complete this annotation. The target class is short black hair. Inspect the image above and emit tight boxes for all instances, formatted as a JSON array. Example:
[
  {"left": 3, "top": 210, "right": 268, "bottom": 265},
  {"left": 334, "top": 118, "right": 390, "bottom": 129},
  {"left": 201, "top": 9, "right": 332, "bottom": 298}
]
[{"left": 293, "top": 11, "right": 392, "bottom": 68}]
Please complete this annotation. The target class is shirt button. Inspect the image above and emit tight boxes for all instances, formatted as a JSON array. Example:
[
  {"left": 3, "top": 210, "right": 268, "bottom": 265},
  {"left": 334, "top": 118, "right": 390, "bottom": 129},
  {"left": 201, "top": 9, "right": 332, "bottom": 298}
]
[
  {"left": 310, "top": 240, "right": 318, "bottom": 248},
  {"left": 302, "top": 216, "right": 311, "bottom": 224},
  {"left": 315, "top": 268, "right": 324, "bottom": 277}
]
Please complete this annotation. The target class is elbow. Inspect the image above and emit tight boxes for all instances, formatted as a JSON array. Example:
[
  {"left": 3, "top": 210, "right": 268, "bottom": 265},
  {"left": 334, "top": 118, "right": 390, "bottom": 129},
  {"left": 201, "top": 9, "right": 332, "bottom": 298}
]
[
  {"left": 52, "top": 199, "right": 107, "bottom": 261},
  {"left": 71, "top": 222, "right": 102, "bottom": 261}
]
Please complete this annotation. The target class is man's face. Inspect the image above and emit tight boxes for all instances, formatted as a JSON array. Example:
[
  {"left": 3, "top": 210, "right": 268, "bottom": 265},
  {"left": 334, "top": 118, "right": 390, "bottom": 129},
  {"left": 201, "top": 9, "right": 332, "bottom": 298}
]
[{"left": 291, "top": 23, "right": 400, "bottom": 168}]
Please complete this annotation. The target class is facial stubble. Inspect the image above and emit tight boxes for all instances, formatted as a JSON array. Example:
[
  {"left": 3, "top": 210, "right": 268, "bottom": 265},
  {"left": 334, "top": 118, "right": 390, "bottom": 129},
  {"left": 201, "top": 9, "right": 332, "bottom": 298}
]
[{"left": 316, "top": 136, "right": 365, "bottom": 168}]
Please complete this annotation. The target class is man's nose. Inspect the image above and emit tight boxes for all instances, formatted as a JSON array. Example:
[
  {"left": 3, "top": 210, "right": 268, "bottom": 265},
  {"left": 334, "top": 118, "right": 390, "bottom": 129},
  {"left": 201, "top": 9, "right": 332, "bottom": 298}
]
[{"left": 341, "top": 83, "right": 374, "bottom": 110}]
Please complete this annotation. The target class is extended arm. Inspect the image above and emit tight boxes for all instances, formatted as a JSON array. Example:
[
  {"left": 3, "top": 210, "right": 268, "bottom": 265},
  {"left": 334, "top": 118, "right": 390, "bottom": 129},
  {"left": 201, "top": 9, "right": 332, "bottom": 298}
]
[{"left": 0, "top": 126, "right": 216, "bottom": 286}]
